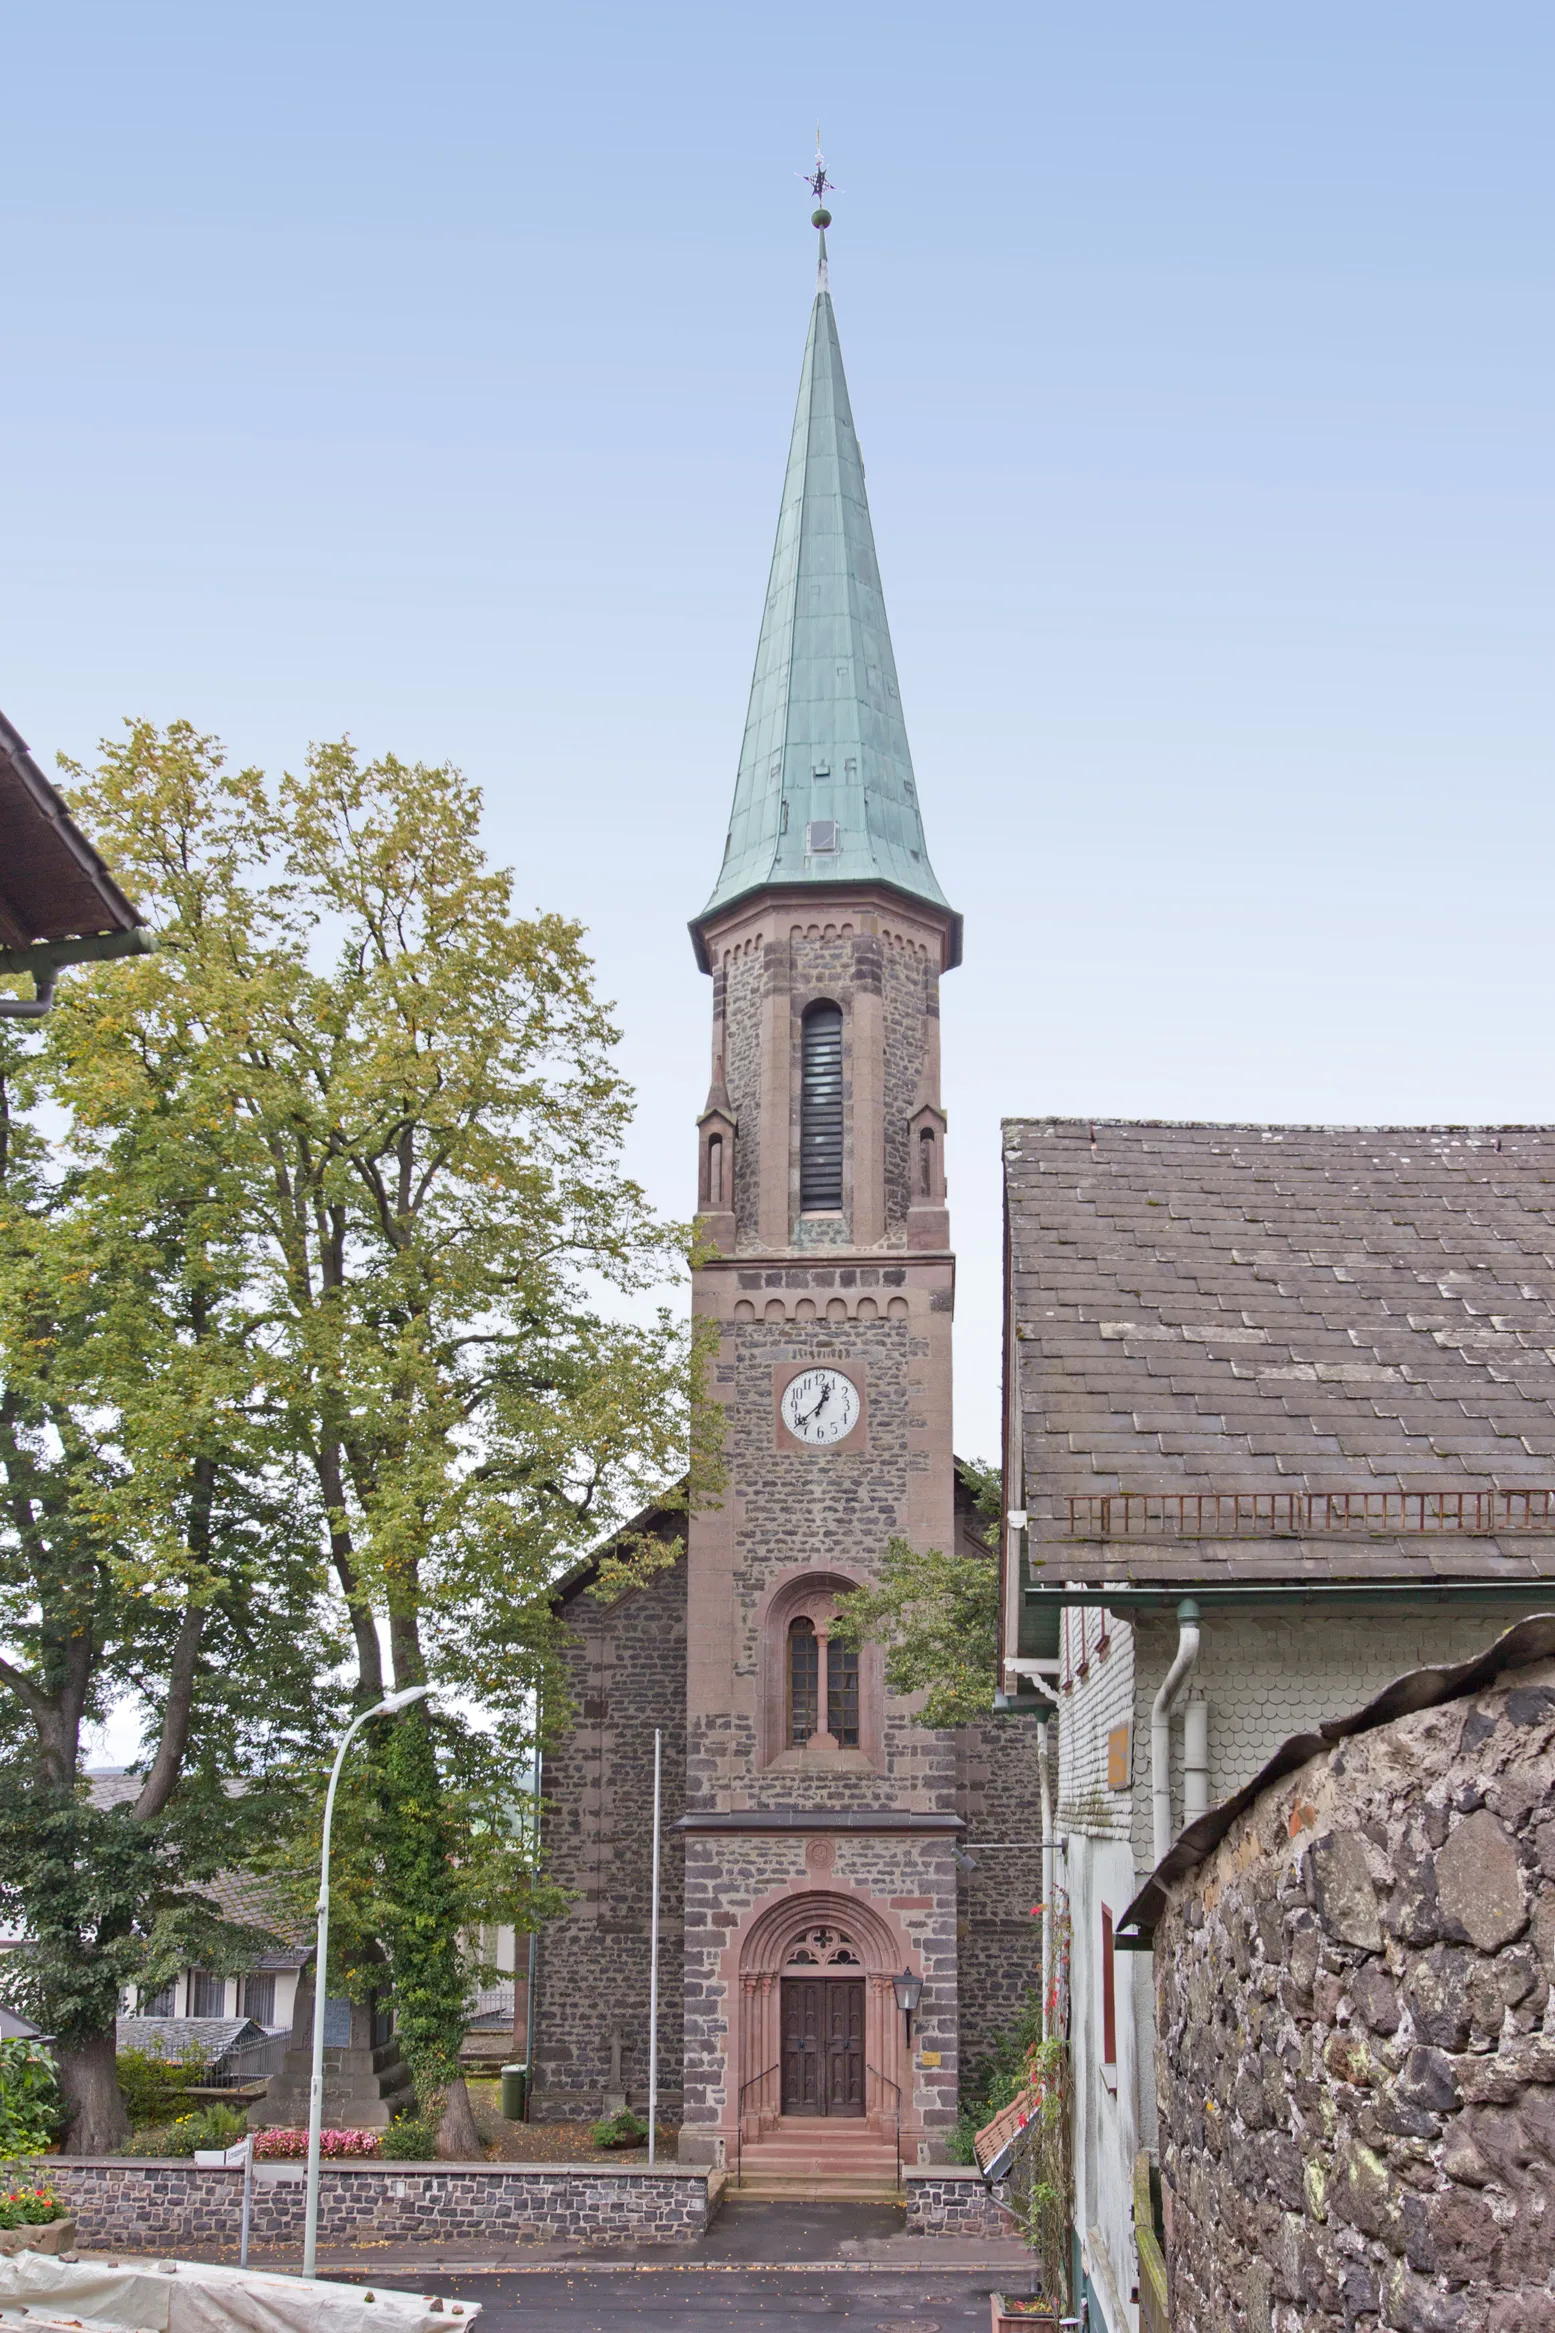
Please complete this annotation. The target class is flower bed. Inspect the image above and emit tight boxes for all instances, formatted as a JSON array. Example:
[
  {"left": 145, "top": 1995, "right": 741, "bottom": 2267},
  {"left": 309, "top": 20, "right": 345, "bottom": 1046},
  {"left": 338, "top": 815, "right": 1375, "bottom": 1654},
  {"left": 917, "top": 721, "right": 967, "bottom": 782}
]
[
  {"left": 0, "top": 2185, "right": 65, "bottom": 2230},
  {"left": 251, "top": 2128, "right": 381, "bottom": 2160}
]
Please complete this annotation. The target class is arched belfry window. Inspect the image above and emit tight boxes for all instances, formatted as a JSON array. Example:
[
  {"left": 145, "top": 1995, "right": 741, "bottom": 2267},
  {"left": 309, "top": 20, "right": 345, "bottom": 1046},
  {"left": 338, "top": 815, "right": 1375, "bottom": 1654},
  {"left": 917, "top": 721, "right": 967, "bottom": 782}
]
[{"left": 800, "top": 1001, "right": 844, "bottom": 1212}]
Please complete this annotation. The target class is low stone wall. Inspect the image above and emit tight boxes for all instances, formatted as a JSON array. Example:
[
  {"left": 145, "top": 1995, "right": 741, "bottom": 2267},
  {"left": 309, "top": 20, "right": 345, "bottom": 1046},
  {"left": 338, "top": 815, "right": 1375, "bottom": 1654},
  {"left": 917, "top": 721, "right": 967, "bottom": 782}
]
[
  {"left": 904, "top": 2165, "right": 1017, "bottom": 2237},
  {"left": 48, "top": 2160, "right": 720, "bottom": 2251},
  {"left": 1154, "top": 1652, "right": 1555, "bottom": 2332}
]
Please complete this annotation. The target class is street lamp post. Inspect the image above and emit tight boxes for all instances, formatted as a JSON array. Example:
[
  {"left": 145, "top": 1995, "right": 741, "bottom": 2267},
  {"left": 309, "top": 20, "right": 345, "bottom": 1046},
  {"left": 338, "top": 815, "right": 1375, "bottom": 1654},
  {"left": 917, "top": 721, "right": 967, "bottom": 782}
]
[{"left": 302, "top": 1684, "right": 431, "bottom": 2280}]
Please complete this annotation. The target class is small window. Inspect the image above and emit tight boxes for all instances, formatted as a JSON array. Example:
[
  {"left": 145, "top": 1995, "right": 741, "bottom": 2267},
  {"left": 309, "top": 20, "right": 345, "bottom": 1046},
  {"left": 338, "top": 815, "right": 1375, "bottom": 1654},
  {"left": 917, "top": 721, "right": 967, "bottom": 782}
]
[
  {"left": 140, "top": 1981, "right": 175, "bottom": 2018},
  {"left": 805, "top": 820, "right": 839, "bottom": 853},
  {"left": 800, "top": 1002, "right": 844, "bottom": 1211},
  {"left": 707, "top": 1133, "right": 724, "bottom": 1206},
  {"left": 789, "top": 1618, "right": 819, "bottom": 1745},
  {"left": 918, "top": 1125, "right": 935, "bottom": 1195},
  {"left": 827, "top": 1639, "right": 860, "bottom": 1747},
  {"left": 1101, "top": 1906, "right": 1117, "bottom": 2071},
  {"left": 243, "top": 1971, "right": 276, "bottom": 2026},
  {"left": 189, "top": 1969, "right": 227, "bottom": 2018}
]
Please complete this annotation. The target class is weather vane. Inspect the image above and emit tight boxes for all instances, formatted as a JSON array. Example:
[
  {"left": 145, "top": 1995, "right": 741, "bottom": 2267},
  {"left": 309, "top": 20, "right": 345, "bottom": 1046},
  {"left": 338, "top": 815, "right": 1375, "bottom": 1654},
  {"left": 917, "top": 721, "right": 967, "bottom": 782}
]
[{"left": 801, "top": 130, "right": 836, "bottom": 229}]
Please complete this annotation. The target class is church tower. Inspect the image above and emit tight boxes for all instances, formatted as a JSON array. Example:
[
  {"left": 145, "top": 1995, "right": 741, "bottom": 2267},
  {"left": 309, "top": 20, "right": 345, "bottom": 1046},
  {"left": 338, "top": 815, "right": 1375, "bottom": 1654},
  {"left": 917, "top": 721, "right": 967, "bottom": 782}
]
[{"left": 677, "top": 202, "right": 967, "bottom": 2174}]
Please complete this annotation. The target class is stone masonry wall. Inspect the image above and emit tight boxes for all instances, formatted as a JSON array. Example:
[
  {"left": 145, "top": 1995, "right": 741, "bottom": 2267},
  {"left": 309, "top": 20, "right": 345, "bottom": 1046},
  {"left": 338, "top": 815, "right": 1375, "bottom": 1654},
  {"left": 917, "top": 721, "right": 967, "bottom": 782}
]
[
  {"left": 1154, "top": 1652, "right": 1555, "bottom": 2333},
  {"left": 956, "top": 1717, "right": 1047, "bottom": 2081},
  {"left": 47, "top": 2160, "right": 716, "bottom": 2251},
  {"left": 904, "top": 2166, "right": 1018, "bottom": 2237},
  {"left": 881, "top": 934, "right": 932, "bottom": 1233},
  {"left": 533, "top": 1556, "right": 687, "bottom": 2119},
  {"left": 717, "top": 917, "right": 939, "bottom": 1258},
  {"left": 679, "top": 1829, "right": 960, "bottom": 2156},
  {"left": 688, "top": 1307, "right": 959, "bottom": 1814},
  {"left": 723, "top": 944, "right": 764, "bottom": 1243}
]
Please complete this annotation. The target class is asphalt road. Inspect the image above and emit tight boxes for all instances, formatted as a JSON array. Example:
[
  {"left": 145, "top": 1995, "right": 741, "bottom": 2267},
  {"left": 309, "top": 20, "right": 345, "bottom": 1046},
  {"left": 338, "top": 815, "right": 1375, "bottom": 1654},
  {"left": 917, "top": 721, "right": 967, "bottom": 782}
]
[
  {"left": 348, "top": 2203, "right": 1038, "bottom": 2331},
  {"left": 369, "top": 2269, "right": 1008, "bottom": 2332}
]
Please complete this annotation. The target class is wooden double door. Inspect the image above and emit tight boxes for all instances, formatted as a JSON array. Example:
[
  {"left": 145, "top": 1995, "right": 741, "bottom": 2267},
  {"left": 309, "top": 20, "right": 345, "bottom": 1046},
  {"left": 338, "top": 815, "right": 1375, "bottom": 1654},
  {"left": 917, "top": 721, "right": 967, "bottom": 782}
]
[{"left": 780, "top": 1977, "right": 865, "bottom": 2117}]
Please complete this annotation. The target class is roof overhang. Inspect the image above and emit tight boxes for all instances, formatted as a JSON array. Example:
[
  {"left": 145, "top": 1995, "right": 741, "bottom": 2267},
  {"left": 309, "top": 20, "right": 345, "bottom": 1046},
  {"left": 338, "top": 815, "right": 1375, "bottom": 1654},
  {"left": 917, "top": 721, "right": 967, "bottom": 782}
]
[{"left": 0, "top": 710, "right": 144, "bottom": 949}]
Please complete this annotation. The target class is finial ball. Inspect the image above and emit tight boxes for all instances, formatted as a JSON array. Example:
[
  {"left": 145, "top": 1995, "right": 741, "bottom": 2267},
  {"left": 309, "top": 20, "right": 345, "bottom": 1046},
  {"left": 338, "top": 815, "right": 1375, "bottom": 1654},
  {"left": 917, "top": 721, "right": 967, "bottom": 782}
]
[{"left": 811, "top": 207, "right": 832, "bottom": 230}]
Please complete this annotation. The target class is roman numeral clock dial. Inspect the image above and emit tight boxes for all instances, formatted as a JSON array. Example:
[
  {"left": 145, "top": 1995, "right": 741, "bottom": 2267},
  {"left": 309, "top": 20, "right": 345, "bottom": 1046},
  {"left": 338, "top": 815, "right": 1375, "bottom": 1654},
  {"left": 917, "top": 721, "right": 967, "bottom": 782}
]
[{"left": 780, "top": 1366, "right": 860, "bottom": 1447}]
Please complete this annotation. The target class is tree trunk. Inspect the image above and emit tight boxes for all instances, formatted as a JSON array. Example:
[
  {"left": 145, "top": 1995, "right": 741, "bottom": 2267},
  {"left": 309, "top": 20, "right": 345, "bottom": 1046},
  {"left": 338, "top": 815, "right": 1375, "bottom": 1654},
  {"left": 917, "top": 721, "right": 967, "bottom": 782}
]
[
  {"left": 436, "top": 2074, "right": 483, "bottom": 2161},
  {"left": 58, "top": 2028, "right": 130, "bottom": 2155}
]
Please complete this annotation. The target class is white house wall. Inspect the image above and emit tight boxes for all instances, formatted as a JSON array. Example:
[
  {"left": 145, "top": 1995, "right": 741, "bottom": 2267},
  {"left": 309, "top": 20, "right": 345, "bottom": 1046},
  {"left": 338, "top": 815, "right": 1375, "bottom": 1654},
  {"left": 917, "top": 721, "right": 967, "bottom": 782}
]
[{"left": 1055, "top": 1610, "right": 1138, "bottom": 2333}]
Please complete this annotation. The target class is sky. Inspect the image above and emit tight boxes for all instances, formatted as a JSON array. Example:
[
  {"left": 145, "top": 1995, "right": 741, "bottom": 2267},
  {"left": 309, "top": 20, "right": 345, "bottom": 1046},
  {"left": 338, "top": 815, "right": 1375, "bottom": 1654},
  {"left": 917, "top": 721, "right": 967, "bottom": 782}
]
[{"left": 4, "top": 2, "right": 1552, "bottom": 1464}]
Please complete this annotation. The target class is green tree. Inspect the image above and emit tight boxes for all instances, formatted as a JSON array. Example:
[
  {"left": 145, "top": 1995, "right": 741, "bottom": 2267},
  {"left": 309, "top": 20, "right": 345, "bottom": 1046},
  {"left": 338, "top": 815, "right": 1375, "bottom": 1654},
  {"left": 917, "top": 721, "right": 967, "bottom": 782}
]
[
  {"left": 58, "top": 722, "right": 694, "bottom": 2154},
  {"left": 0, "top": 985, "right": 330, "bottom": 2150},
  {"left": 830, "top": 1464, "right": 1003, "bottom": 1727}
]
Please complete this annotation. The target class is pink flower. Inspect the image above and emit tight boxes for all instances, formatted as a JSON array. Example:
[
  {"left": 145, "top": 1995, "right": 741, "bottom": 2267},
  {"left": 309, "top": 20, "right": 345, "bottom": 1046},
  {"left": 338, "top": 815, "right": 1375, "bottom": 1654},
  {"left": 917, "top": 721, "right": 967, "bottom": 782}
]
[{"left": 252, "top": 2127, "right": 381, "bottom": 2160}]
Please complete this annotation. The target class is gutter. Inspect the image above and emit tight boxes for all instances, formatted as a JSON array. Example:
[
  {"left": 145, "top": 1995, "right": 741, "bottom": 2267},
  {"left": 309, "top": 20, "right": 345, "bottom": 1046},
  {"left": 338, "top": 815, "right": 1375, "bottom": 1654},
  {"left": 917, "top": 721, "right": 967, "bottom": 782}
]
[
  {"left": 1025, "top": 1580, "right": 1555, "bottom": 1611},
  {"left": 1115, "top": 1608, "right": 1555, "bottom": 1950},
  {"left": 0, "top": 927, "right": 157, "bottom": 1018}
]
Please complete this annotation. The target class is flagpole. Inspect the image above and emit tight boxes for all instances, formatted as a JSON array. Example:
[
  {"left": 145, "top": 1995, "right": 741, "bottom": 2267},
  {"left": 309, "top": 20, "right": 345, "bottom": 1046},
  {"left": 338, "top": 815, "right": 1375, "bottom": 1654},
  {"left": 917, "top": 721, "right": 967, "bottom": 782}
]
[{"left": 647, "top": 1727, "right": 662, "bottom": 2165}]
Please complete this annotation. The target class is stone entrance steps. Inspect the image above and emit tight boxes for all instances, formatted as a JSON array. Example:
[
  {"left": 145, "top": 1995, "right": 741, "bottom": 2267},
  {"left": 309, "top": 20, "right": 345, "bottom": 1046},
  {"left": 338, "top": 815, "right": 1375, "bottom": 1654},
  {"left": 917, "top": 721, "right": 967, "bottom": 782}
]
[{"left": 734, "top": 2125, "right": 903, "bottom": 2200}]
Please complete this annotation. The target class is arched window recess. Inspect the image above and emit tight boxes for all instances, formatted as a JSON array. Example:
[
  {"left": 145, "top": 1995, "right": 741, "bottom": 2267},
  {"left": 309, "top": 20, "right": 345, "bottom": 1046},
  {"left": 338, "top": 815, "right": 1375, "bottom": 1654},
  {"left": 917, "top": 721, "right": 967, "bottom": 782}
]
[{"left": 767, "top": 1573, "right": 878, "bottom": 1766}]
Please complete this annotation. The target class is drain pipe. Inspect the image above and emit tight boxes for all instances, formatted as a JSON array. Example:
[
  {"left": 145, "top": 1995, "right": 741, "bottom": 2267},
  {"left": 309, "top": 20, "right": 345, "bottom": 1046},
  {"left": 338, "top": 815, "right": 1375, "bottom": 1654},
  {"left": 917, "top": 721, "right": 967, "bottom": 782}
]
[
  {"left": 0, "top": 965, "right": 57, "bottom": 1020},
  {"left": 1150, "top": 1599, "right": 1201, "bottom": 1864},
  {"left": 1037, "top": 1718, "right": 1054, "bottom": 2041}
]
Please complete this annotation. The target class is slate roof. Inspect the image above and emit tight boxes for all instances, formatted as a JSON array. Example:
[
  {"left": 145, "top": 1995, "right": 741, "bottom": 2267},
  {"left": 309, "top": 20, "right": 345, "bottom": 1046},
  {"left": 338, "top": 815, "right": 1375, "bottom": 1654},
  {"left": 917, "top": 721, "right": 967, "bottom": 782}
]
[
  {"left": 114, "top": 2015, "right": 265, "bottom": 2068},
  {"left": 693, "top": 235, "right": 958, "bottom": 961},
  {"left": 84, "top": 1770, "right": 310, "bottom": 1955},
  {"left": 1004, "top": 1119, "right": 1555, "bottom": 1589},
  {"left": 0, "top": 707, "right": 142, "bottom": 949}
]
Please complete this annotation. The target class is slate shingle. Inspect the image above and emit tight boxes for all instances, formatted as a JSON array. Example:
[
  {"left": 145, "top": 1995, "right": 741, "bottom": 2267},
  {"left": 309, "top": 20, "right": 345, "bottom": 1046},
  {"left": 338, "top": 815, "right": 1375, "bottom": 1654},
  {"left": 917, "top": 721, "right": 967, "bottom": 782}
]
[{"left": 1005, "top": 1119, "right": 1555, "bottom": 1586}]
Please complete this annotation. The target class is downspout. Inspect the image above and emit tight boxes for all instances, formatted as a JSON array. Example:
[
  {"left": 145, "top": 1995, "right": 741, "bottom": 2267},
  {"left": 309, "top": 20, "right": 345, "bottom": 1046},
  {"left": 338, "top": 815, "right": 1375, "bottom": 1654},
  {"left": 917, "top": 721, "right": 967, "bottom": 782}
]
[
  {"left": 0, "top": 930, "right": 155, "bottom": 1019},
  {"left": 1150, "top": 1598, "right": 1201, "bottom": 1864},
  {"left": 0, "top": 966, "right": 57, "bottom": 1020},
  {"left": 1037, "top": 1717, "right": 1054, "bottom": 2041}
]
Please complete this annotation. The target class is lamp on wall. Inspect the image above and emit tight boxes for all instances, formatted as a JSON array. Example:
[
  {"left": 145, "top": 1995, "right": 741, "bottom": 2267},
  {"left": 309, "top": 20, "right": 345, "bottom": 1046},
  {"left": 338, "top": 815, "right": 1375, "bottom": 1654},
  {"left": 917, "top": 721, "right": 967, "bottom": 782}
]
[{"left": 892, "top": 1967, "right": 923, "bottom": 2046}]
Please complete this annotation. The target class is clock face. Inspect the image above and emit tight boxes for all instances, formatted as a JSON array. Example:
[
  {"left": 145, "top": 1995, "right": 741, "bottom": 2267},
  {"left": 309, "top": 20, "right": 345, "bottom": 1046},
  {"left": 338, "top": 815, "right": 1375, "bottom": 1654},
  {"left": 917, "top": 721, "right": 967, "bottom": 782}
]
[{"left": 781, "top": 1367, "right": 861, "bottom": 1447}]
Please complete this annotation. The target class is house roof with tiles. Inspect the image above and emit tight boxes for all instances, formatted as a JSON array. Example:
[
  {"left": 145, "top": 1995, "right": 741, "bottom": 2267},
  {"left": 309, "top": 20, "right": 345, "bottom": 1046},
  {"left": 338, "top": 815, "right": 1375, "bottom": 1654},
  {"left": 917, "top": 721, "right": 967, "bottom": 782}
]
[{"left": 1003, "top": 1118, "right": 1555, "bottom": 1589}]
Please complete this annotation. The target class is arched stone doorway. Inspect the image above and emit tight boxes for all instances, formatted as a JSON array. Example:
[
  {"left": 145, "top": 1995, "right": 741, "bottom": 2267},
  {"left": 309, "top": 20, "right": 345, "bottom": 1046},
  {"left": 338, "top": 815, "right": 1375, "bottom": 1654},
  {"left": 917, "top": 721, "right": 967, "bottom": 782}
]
[{"left": 732, "top": 1888, "right": 916, "bottom": 2148}]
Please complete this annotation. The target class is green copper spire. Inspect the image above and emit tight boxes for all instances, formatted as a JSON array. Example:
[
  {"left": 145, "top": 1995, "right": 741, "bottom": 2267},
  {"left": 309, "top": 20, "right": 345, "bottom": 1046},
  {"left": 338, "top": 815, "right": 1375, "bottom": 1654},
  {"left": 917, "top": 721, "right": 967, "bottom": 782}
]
[{"left": 695, "top": 223, "right": 960, "bottom": 963}]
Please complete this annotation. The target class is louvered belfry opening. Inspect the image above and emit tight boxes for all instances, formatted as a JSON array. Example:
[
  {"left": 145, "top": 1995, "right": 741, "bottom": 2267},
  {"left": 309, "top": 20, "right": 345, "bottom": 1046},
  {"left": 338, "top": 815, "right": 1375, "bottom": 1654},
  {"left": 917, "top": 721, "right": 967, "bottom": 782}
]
[{"left": 799, "top": 1001, "right": 844, "bottom": 1211}]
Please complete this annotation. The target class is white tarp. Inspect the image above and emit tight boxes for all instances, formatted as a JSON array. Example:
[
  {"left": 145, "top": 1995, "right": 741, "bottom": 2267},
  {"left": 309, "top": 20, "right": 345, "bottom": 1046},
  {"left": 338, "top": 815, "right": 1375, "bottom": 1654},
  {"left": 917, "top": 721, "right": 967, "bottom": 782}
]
[{"left": 0, "top": 2253, "right": 478, "bottom": 2333}]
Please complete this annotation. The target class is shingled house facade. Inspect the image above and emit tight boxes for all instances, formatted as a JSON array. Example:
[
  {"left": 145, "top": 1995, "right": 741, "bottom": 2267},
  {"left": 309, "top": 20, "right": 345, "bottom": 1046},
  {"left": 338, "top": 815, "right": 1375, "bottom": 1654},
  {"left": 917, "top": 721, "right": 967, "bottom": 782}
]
[
  {"left": 1000, "top": 1119, "right": 1555, "bottom": 2330},
  {"left": 528, "top": 221, "right": 1044, "bottom": 2184}
]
